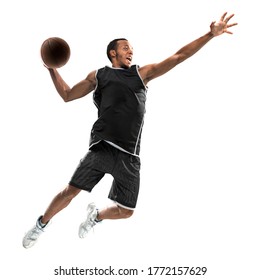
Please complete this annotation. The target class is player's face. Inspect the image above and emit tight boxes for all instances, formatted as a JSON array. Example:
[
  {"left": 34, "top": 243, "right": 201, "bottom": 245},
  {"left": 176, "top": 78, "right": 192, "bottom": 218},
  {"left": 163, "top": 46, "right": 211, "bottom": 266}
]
[{"left": 114, "top": 40, "right": 133, "bottom": 68}]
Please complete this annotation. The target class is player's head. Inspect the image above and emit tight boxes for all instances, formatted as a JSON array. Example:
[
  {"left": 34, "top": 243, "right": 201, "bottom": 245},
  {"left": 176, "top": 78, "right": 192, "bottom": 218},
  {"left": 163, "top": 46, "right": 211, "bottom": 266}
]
[
  {"left": 107, "top": 38, "right": 127, "bottom": 61},
  {"left": 107, "top": 38, "right": 133, "bottom": 68}
]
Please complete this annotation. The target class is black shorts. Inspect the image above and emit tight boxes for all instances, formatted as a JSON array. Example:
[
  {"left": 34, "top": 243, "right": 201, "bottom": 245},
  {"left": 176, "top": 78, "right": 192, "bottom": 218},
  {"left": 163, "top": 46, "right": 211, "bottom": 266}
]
[{"left": 69, "top": 141, "right": 141, "bottom": 209}]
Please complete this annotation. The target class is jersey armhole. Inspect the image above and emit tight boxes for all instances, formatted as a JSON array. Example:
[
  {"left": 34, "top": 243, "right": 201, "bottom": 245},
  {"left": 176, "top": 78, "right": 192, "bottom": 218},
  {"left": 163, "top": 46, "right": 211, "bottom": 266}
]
[{"left": 135, "top": 65, "right": 148, "bottom": 91}]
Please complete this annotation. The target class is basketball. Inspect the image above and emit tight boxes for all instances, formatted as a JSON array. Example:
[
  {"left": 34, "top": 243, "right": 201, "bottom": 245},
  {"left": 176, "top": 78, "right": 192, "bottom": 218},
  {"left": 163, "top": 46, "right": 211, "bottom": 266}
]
[{"left": 40, "top": 37, "right": 70, "bottom": 68}]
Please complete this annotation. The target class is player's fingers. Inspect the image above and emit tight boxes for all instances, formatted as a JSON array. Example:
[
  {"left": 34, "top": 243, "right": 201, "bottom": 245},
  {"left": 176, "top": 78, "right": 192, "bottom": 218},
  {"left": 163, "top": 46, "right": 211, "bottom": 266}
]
[
  {"left": 225, "top": 30, "right": 233, "bottom": 35},
  {"left": 220, "top": 12, "right": 227, "bottom": 22},
  {"left": 210, "top": 21, "right": 215, "bottom": 27},
  {"left": 227, "top": 23, "right": 238, "bottom": 28},
  {"left": 224, "top": 13, "right": 235, "bottom": 23}
]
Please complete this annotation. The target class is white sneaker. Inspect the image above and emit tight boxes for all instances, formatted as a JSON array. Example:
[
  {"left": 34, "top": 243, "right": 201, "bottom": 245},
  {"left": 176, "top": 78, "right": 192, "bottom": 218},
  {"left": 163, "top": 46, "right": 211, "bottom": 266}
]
[
  {"left": 22, "top": 216, "right": 48, "bottom": 249},
  {"left": 78, "top": 203, "right": 99, "bottom": 238}
]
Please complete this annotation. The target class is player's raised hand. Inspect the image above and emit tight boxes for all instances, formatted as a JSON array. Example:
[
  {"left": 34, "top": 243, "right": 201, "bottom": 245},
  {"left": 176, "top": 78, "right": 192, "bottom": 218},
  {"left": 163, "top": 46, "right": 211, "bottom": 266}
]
[{"left": 210, "top": 12, "right": 238, "bottom": 36}]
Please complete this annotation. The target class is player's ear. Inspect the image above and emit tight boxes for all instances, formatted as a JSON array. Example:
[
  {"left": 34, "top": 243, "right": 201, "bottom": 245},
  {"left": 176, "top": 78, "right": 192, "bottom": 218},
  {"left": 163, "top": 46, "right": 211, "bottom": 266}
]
[{"left": 110, "top": 49, "right": 116, "bottom": 59}]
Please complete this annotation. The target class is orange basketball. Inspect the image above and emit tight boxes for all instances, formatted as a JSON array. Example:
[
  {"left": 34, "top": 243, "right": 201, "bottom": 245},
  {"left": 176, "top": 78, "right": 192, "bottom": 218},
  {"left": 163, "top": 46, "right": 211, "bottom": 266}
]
[{"left": 40, "top": 37, "right": 70, "bottom": 68}]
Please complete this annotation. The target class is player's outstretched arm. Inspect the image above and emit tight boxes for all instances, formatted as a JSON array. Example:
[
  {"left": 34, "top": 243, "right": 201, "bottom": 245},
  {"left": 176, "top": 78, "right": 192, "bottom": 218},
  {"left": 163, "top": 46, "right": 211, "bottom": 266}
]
[
  {"left": 47, "top": 68, "right": 97, "bottom": 102},
  {"left": 139, "top": 12, "right": 237, "bottom": 85}
]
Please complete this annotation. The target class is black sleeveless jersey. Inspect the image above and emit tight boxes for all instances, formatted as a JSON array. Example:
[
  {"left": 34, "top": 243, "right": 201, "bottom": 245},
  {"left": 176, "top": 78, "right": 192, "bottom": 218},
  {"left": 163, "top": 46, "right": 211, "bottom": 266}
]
[{"left": 89, "top": 65, "right": 147, "bottom": 156}]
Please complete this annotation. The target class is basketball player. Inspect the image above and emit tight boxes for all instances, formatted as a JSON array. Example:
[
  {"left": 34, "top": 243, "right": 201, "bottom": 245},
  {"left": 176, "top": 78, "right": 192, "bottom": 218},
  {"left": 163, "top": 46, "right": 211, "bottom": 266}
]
[{"left": 23, "top": 12, "right": 237, "bottom": 248}]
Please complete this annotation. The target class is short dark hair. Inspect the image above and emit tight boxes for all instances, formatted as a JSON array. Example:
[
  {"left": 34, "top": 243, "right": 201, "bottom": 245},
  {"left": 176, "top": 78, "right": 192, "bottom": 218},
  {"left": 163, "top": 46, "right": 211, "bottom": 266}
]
[{"left": 106, "top": 38, "right": 127, "bottom": 62}]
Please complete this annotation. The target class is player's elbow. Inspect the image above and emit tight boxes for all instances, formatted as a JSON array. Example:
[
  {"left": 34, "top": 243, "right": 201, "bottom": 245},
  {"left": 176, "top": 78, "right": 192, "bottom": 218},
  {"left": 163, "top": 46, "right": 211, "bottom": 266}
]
[
  {"left": 62, "top": 96, "right": 70, "bottom": 102},
  {"left": 173, "top": 53, "right": 186, "bottom": 65},
  {"left": 61, "top": 90, "right": 72, "bottom": 102}
]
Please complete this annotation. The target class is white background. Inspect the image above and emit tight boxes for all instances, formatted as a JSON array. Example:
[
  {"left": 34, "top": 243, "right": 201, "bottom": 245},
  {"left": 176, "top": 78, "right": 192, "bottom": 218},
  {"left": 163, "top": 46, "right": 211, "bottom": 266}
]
[{"left": 1, "top": 0, "right": 259, "bottom": 279}]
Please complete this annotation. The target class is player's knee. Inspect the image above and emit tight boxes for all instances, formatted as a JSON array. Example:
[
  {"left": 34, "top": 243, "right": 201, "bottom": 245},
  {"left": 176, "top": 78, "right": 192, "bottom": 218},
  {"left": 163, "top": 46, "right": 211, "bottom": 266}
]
[
  {"left": 118, "top": 206, "right": 134, "bottom": 219},
  {"left": 61, "top": 185, "right": 81, "bottom": 201}
]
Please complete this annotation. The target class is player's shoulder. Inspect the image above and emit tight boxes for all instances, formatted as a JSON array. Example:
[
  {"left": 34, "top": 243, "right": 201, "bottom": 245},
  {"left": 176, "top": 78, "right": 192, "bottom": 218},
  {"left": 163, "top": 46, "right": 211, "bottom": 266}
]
[{"left": 138, "top": 64, "right": 155, "bottom": 85}]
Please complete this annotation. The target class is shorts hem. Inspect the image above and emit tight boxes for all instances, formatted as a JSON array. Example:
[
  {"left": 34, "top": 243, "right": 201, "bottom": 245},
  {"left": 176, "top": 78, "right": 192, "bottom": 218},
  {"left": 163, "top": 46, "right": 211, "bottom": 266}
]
[
  {"left": 69, "top": 182, "right": 91, "bottom": 192},
  {"left": 110, "top": 199, "right": 136, "bottom": 210}
]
